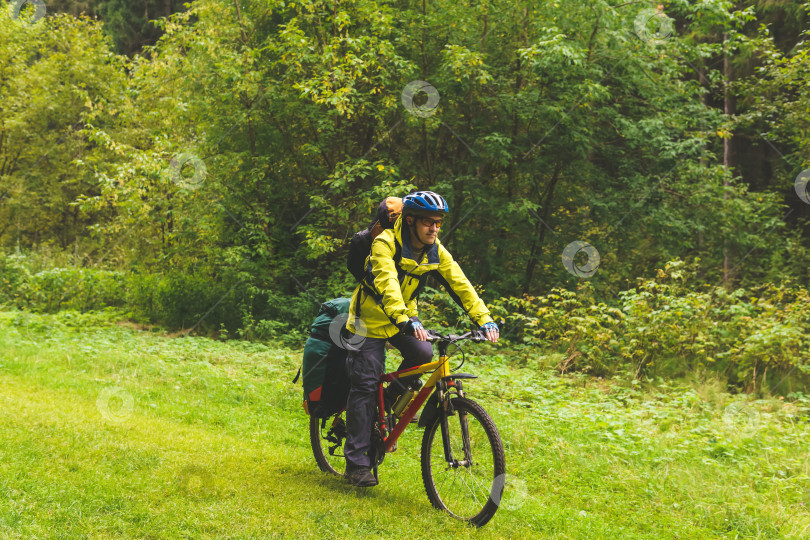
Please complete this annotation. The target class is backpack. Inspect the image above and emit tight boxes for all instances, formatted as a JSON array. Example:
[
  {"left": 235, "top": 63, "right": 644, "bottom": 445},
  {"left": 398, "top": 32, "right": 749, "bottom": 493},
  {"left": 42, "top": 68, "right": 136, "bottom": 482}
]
[
  {"left": 347, "top": 196, "right": 437, "bottom": 320},
  {"left": 295, "top": 297, "right": 352, "bottom": 417},
  {"left": 347, "top": 197, "right": 402, "bottom": 282}
]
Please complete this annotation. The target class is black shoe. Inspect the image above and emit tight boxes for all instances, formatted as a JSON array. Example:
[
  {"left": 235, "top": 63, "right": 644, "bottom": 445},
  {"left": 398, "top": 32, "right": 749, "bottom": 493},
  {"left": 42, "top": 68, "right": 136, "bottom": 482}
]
[
  {"left": 410, "top": 413, "right": 420, "bottom": 424},
  {"left": 345, "top": 465, "right": 378, "bottom": 487}
]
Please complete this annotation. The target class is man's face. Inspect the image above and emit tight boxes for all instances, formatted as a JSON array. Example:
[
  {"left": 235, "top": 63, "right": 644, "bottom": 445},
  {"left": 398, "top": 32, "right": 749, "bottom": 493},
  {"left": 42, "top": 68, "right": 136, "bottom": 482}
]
[{"left": 409, "top": 213, "right": 443, "bottom": 245}]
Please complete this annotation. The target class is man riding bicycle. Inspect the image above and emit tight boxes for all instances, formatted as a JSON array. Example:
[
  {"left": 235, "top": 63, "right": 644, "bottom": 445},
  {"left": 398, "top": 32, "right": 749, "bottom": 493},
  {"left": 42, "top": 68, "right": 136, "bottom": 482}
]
[{"left": 343, "top": 190, "right": 499, "bottom": 487}]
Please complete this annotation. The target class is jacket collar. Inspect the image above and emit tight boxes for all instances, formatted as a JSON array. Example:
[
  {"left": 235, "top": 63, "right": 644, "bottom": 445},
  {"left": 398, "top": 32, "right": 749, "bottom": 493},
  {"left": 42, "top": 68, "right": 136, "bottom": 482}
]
[{"left": 395, "top": 215, "right": 440, "bottom": 264}]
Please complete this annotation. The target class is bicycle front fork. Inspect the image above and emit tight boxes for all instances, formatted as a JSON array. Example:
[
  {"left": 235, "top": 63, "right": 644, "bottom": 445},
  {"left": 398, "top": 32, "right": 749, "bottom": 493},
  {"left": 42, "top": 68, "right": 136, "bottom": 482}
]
[{"left": 438, "top": 380, "right": 471, "bottom": 468}]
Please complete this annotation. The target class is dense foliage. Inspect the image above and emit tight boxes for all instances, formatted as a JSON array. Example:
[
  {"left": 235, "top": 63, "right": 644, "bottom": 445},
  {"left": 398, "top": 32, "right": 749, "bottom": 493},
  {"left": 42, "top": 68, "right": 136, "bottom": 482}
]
[
  {"left": 490, "top": 260, "right": 810, "bottom": 394},
  {"left": 1, "top": 1, "right": 809, "bottom": 390}
]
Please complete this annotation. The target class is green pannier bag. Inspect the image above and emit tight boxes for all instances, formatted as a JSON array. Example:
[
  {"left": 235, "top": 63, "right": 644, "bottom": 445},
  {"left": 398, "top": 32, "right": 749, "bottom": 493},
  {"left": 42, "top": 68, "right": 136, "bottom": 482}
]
[{"left": 298, "top": 297, "right": 352, "bottom": 418}]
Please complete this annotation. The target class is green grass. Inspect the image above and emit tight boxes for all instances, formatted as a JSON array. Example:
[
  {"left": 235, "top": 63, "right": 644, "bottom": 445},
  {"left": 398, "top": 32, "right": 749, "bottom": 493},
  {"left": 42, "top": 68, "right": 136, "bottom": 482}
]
[{"left": 0, "top": 309, "right": 808, "bottom": 539}]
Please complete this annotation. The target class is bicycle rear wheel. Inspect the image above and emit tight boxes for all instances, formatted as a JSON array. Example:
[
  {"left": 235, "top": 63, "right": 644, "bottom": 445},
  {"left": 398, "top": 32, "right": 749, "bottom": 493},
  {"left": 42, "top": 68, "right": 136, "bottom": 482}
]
[
  {"left": 310, "top": 411, "right": 347, "bottom": 476},
  {"left": 420, "top": 396, "right": 505, "bottom": 527}
]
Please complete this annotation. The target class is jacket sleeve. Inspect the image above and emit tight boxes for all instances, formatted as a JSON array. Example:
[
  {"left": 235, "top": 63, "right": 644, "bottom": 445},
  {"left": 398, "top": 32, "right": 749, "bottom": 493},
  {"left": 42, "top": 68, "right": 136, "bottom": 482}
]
[
  {"left": 369, "top": 237, "right": 411, "bottom": 327},
  {"left": 435, "top": 245, "right": 493, "bottom": 327}
]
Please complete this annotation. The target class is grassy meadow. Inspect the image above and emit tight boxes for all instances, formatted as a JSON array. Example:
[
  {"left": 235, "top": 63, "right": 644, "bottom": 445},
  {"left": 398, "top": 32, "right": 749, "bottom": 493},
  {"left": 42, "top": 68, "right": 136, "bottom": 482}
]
[{"left": 0, "top": 309, "right": 808, "bottom": 539}]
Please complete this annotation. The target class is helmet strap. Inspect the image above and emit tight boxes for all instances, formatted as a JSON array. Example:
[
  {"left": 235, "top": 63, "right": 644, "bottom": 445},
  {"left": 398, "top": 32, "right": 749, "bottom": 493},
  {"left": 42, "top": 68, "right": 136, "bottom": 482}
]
[{"left": 406, "top": 216, "right": 426, "bottom": 249}]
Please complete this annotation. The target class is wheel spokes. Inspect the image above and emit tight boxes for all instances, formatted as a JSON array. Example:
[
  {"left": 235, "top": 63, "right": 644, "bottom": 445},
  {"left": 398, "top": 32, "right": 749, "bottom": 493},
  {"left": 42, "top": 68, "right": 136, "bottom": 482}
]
[
  {"left": 421, "top": 398, "right": 505, "bottom": 526},
  {"left": 430, "top": 408, "right": 494, "bottom": 518}
]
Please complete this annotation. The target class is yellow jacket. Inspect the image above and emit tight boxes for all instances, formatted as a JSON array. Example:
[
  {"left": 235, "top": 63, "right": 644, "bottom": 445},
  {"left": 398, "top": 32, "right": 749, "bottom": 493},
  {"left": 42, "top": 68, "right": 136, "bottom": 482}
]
[{"left": 346, "top": 215, "right": 493, "bottom": 338}]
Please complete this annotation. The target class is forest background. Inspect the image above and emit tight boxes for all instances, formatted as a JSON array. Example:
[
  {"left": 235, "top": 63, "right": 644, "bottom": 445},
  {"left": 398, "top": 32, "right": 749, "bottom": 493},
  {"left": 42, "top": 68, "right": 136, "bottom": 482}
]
[{"left": 1, "top": 0, "right": 810, "bottom": 394}]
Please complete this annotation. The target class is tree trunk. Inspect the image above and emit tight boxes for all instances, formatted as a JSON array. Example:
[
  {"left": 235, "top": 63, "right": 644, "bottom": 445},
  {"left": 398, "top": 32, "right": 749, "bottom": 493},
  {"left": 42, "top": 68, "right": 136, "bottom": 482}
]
[
  {"left": 524, "top": 160, "right": 562, "bottom": 294},
  {"left": 494, "top": 16, "right": 527, "bottom": 266}
]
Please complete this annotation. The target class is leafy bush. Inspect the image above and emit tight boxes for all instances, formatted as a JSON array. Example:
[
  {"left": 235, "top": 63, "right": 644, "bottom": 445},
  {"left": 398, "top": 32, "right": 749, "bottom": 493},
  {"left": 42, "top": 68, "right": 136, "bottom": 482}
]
[
  {"left": 236, "top": 287, "right": 317, "bottom": 347},
  {"left": 0, "top": 252, "right": 305, "bottom": 339},
  {"left": 1, "top": 252, "right": 126, "bottom": 312},
  {"left": 0, "top": 252, "right": 33, "bottom": 307},
  {"left": 489, "top": 282, "right": 624, "bottom": 376},
  {"left": 490, "top": 259, "right": 810, "bottom": 392},
  {"left": 124, "top": 270, "right": 243, "bottom": 333}
]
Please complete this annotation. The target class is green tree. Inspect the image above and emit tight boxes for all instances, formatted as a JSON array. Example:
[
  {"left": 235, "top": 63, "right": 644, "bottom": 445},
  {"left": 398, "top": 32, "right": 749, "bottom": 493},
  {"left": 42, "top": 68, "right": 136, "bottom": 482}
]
[
  {"left": 0, "top": 10, "right": 125, "bottom": 252},
  {"left": 5, "top": 0, "right": 808, "bottom": 336}
]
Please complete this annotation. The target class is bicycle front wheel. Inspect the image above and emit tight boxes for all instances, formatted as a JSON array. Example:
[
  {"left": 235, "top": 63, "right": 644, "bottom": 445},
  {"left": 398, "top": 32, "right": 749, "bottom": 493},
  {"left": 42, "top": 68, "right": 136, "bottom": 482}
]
[
  {"left": 310, "top": 411, "right": 347, "bottom": 476},
  {"left": 420, "top": 396, "right": 505, "bottom": 527}
]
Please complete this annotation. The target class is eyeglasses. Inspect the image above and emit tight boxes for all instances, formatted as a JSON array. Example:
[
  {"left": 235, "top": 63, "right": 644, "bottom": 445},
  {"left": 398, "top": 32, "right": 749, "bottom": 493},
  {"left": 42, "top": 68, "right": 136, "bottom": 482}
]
[{"left": 418, "top": 217, "right": 443, "bottom": 228}]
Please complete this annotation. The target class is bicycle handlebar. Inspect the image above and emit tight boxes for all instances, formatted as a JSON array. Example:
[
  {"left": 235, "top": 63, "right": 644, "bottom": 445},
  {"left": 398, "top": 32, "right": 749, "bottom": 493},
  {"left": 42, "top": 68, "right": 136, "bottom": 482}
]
[{"left": 425, "top": 329, "right": 488, "bottom": 344}]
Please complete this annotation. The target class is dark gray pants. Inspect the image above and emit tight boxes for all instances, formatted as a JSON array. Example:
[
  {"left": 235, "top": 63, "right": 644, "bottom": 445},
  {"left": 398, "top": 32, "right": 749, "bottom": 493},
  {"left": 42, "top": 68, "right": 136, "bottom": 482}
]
[{"left": 344, "top": 332, "right": 433, "bottom": 469}]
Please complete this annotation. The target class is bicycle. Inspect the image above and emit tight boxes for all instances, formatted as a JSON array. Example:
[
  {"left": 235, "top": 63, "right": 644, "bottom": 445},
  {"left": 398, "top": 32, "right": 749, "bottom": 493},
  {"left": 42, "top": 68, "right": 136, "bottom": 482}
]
[{"left": 309, "top": 329, "right": 506, "bottom": 527}]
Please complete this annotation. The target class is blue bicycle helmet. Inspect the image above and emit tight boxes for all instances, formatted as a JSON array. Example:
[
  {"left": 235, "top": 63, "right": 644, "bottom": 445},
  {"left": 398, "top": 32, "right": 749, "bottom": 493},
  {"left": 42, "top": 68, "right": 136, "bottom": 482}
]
[{"left": 402, "top": 191, "right": 449, "bottom": 214}]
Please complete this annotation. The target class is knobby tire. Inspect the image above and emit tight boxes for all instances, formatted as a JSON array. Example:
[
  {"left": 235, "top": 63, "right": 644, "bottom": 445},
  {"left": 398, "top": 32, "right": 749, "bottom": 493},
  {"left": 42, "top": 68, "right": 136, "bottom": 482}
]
[{"left": 420, "top": 396, "right": 505, "bottom": 527}]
